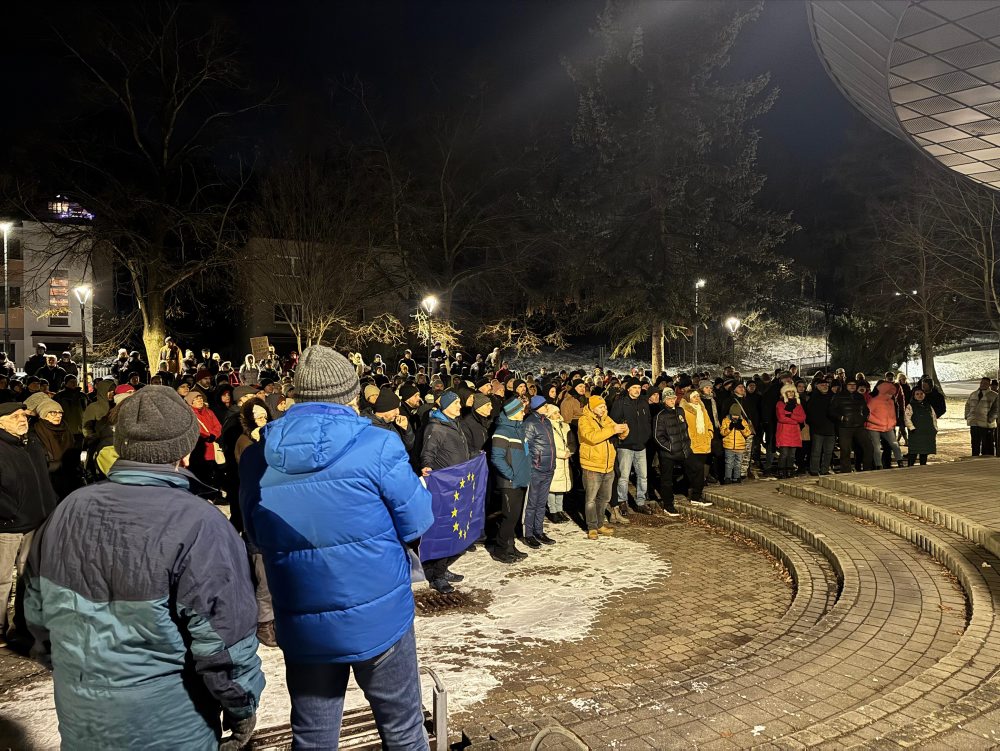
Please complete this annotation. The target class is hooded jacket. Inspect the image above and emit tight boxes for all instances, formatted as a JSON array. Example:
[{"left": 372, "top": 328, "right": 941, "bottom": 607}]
[
  {"left": 81, "top": 379, "right": 115, "bottom": 439},
  {"left": 25, "top": 461, "right": 263, "bottom": 750},
  {"left": 865, "top": 382, "right": 898, "bottom": 433},
  {"left": 490, "top": 413, "right": 530, "bottom": 488},
  {"left": 549, "top": 416, "right": 576, "bottom": 494},
  {"left": 577, "top": 406, "right": 618, "bottom": 473},
  {"left": 776, "top": 395, "right": 807, "bottom": 448},
  {"left": 682, "top": 400, "right": 714, "bottom": 455},
  {"left": 248, "top": 402, "right": 433, "bottom": 663}
]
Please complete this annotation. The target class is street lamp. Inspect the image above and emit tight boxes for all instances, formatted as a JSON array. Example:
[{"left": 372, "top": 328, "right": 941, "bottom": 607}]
[
  {"left": 693, "top": 279, "right": 706, "bottom": 372},
  {"left": 74, "top": 284, "right": 93, "bottom": 394},
  {"left": 421, "top": 295, "right": 438, "bottom": 376},
  {"left": 725, "top": 316, "right": 741, "bottom": 366},
  {"left": 1, "top": 222, "right": 12, "bottom": 360}
]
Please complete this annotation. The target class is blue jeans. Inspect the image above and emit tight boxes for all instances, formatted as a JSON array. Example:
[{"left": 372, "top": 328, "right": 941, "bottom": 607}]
[
  {"left": 615, "top": 448, "right": 648, "bottom": 507},
  {"left": 809, "top": 434, "right": 836, "bottom": 474},
  {"left": 525, "top": 472, "right": 554, "bottom": 538},
  {"left": 724, "top": 450, "right": 742, "bottom": 482},
  {"left": 286, "top": 626, "right": 428, "bottom": 750},
  {"left": 868, "top": 429, "right": 903, "bottom": 468}
]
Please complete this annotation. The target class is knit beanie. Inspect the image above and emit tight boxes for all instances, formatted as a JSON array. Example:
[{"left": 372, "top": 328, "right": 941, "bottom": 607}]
[
  {"left": 36, "top": 399, "right": 63, "bottom": 420},
  {"left": 184, "top": 390, "right": 204, "bottom": 406},
  {"left": 439, "top": 391, "right": 460, "bottom": 411},
  {"left": 503, "top": 397, "right": 525, "bottom": 417},
  {"left": 294, "top": 345, "right": 361, "bottom": 405},
  {"left": 661, "top": 387, "right": 676, "bottom": 399},
  {"left": 114, "top": 386, "right": 200, "bottom": 465},
  {"left": 588, "top": 395, "right": 606, "bottom": 410},
  {"left": 363, "top": 384, "right": 381, "bottom": 404},
  {"left": 399, "top": 383, "right": 420, "bottom": 401},
  {"left": 729, "top": 402, "right": 742, "bottom": 416},
  {"left": 472, "top": 392, "right": 492, "bottom": 414},
  {"left": 24, "top": 392, "right": 50, "bottom": 415},
  {"left": 373, "top": 387, "right": 400, "bottom": 413},
  {"left": 529, "top": 395, "right": 547, "bottom": 411}
]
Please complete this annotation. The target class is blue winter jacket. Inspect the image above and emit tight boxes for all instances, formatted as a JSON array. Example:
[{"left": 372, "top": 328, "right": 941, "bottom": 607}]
[
  {"left": 248, "top": 402, "right": 433, "bottom": 664},
  {"left": 25, "top": 462, "right": 263, "bottom": 751},
  {"left": 490, "top": 413, "right": 531, "bottom": 488},
  {"left": 523, "top": 412, "right": 556, "bottom": 474}
]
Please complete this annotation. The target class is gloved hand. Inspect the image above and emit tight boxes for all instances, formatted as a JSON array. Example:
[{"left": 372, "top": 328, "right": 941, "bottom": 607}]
[
  {"left": 784, "top": 400, "right": 797, "bottom": 412},
  {"left": 219, "top": 712, "right": 256, "bottom": 751},
  {"left": 207, "top": 434, "right": 218, "bottom": 443}
]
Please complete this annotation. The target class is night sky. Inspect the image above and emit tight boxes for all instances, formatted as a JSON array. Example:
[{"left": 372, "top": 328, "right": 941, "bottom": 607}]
[{"left": 0, "top": 0, "right": 874, "bottom": 212}]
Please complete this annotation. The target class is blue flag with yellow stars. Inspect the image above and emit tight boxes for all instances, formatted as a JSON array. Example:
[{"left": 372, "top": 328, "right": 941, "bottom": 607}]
[{"left": 419, "top": 452, "right": 488, "bottom": 562}]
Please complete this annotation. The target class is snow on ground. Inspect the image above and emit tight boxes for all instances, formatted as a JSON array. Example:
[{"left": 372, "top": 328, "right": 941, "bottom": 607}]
[
  {"left": 413, "top": 521, "right": 671, "bottom": 716},
  {"left": 511, "top": 336, "right": 828, "bottom": 376},
  {"left": 905, "top": 349, "right": 1000, "bottom": 382},
  {"left": 0, "top": 522, "right": 669, "bottom": 745}
]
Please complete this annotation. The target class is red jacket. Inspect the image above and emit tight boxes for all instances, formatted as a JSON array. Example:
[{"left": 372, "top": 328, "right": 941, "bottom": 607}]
[
  {"left": 192, "top": 406, "right": 223, "bottom": 461},
  {"left": 865, "top": 382, "right": 898, "bottom": 432},
  {"left": 775, "top": 399, "right": 807, "bottom": 448}
]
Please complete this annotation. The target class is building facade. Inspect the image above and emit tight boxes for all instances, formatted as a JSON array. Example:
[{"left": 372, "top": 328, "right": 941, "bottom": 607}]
[
  {"left": 0, "top": 216, "right": 109, "bottom": 372},
  {"left": 809, "top": 0, "right": 1000, "bottom": 190}
]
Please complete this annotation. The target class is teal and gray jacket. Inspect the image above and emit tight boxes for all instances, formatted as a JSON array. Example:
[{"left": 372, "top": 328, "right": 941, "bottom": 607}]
[{"left": 25, "top": 460, "right": 264, "bottom": 750}]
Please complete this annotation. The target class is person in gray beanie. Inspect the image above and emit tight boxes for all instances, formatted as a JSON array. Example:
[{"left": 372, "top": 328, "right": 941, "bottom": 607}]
[
  {"left": 25, "top": 385, "right": 264, "bottom": 750},
  {"left": 241, "top": 345, "right": 434, "bottom": 748}
]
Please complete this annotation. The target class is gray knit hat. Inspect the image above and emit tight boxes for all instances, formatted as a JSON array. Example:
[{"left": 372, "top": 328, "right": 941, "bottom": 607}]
[
  {"left": 114, "top": 386, "right": 200, "bottom": 465},
  {"left": 294, "top": 345, "right": 360, "bottom": 405}
]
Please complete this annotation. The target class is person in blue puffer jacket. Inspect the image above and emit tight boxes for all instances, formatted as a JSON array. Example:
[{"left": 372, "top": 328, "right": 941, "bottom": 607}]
[
  {"left": 490, "top": 396, "right": 531, "bottom": 564},
  {"left": 522, "top": 395, "right": 558, "bottom": 549},
  {"left": 243, "top": 345, "right": 434, "bottom": 750}
]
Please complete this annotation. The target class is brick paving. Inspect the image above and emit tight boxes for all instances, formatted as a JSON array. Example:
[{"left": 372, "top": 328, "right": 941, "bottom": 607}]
[{"left": 4, "top": 458, "right": 999, "bottom": 749}]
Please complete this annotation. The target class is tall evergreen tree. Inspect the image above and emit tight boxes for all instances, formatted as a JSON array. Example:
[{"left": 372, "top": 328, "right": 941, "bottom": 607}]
[{"left": 556, "top": 0, "right": 795, "bottom": 373}]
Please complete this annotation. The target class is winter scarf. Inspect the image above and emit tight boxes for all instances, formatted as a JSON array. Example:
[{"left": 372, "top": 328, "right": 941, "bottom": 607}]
[{"left": 34, "top": 419, "right": 74, "bottom": 464}]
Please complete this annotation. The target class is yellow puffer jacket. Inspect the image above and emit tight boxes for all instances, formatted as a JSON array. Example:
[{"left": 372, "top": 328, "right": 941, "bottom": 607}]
[
  {"left": 719, "top": 416, "right": 752, "bottom": 452},
  {"left": 578, "top": 407, "right": 617, "bottom": 473},
  {"left": 682, "top": 402, "right": 714, "bottom": 455}
]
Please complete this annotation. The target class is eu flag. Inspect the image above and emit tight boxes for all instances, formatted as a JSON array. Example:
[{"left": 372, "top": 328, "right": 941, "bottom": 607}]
[{"left": 419, "top": 452, "right": 488, "bottom": 562}]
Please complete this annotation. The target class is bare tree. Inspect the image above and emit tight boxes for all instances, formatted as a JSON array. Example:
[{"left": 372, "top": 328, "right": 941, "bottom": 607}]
[
  {"left": 18, "top": 5, "right": 269, "bottom": 365},
  {"left": 246, "top": 158, "right": 406, "bottom": 352}
]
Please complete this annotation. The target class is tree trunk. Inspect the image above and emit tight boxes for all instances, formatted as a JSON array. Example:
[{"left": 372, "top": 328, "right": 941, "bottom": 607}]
[
  {"left": 918, "top": 312, "right": 938, "bottom": 384},
  {"left": 141, "top": 289, "right": 167, "bottom": 371},
  {"left": 651, "top": 320, "right": 665, "bottom": 376}
]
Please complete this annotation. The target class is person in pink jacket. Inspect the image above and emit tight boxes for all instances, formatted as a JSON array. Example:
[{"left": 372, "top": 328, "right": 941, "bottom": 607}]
[
  {"left": 775, "top": 384, "right": 806, "bottom": 478},
  {"left": 865, "top": 381, "right": 904, "bottom": 468}
]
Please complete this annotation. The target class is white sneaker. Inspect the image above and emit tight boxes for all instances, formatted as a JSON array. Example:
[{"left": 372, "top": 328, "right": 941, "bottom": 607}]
[{"left": 691, "top": 500, "right": 713, "bottom": 507}]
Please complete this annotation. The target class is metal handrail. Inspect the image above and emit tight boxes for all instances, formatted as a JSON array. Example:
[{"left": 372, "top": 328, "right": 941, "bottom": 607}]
[{"left": 420, "top": 666, "right": 448, "bottom": 751}]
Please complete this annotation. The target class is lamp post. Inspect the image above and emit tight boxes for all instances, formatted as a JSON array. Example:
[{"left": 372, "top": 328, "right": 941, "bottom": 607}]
[
  {"left": 1, "top": 222, "right": 11, "bottom": 360},
  {"left": 421, "top": 294, "right": 438, "bottom": 376},
  {"left": 725, "top": 316, "right": 741, "bottom": 364},
  {"left": 74, "top": 284, "right": 93, "bottom": 394},
  {"left": 693, "top": 279, "right": 706, "bottom": 372}
]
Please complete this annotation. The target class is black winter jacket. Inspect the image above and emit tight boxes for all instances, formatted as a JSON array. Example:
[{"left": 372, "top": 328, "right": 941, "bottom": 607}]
[
  {"left": 609, "top": 395, "right": 651, "bottom": 450},
  {"left": 805, "top": 391, "right": 836, "bottom": 436},
  {"left": 420, "top": 411, "right": 472, "bottom": 470},
  {"left": 370, "top": 415, "right": 416, "bottom": 454},
  {"left": 829, "top": 391, "right": 870, "bottom": 429},
  {"left": 653, "top": 406, "right": 693, "bottom": 461},
  {"left": 0, "top": 430, "right": 58, "bottom": 533},
  {"left": 460, "top": 412, "right": 493, "bottom": 453}
]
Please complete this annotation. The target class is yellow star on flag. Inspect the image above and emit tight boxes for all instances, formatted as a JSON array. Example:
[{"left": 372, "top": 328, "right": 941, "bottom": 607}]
[
  {"left": 470, "top": 473, "right": 475, "bottom": 481},
  {"left": 453, "top": 522, "right": 460, "bottom": 532},
  {"left": 453, "top": 491, "right": 460, "bottom": 501},
  {"left": 451, "top": 508, "right": 458, "bottom": 518},
  {"left": 459, "top": 479, "right": 466, "bottom": 489}
]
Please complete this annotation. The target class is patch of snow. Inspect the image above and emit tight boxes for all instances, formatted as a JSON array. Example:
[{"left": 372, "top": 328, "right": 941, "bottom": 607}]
[
  {"left": 752, "top": 725, "right": 766, "bottom": 736},
  {"left": 905, "top": 349, "right": 999, "bottom": 382},
  {"left": 0, "top": 522, "right": 670, "bottom": 745}
]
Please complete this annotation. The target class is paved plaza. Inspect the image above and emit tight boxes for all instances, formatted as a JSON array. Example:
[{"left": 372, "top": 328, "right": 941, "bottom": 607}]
[{"left": 2, "top": 456, "right": 999, "bottom": 749}]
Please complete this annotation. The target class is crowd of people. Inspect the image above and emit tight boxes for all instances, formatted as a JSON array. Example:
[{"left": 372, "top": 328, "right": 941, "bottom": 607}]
[{"left": 0, "top": 335, "right": 997, "bottom": 749}]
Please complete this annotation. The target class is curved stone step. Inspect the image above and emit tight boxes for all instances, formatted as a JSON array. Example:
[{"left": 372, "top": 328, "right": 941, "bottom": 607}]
[
  {"left": 776, "top": 479, "right": 1000, "bottom": 748},
  {"left": 623, "top": 486, "right": 968, "bottom": 747}
]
